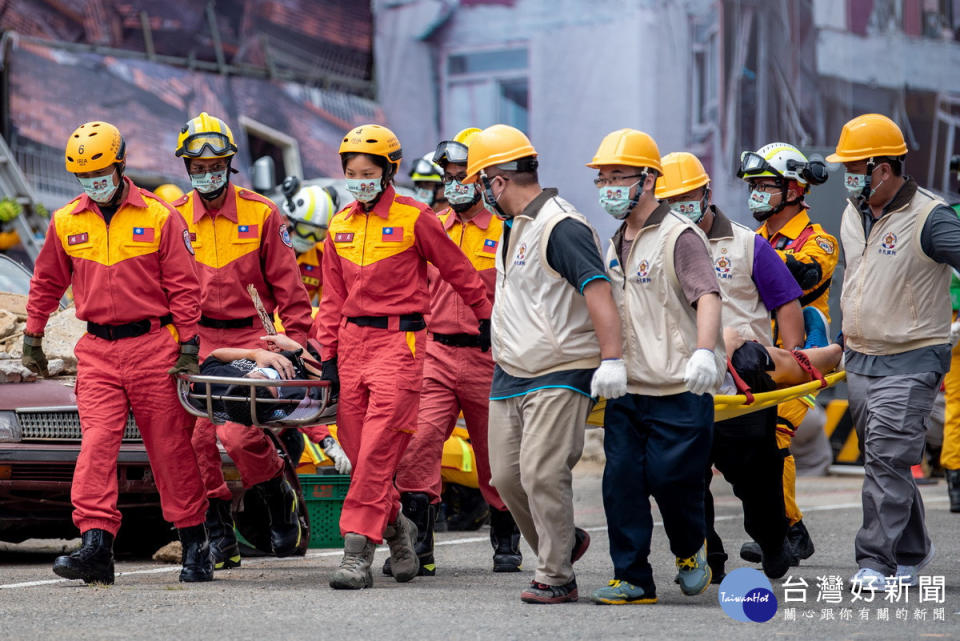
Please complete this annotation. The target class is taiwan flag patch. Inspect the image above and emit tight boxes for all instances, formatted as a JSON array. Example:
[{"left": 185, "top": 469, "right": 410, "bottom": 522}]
[
  {"left": 483, "top": 238, "right": 498, "bottom": 253},
  {"left": 303, "top": 264, "right": 315, "bottom": 272},
  {"left": 381, "top": 227, "right": 403, "bottom": 242},
  {"left": 237, "top": 224, "right": 259, "bottom": 239},
  {"left": 132, "top": 227, "right": 155, "bottom": 242},
  {"left": 67, "top": 232, "right": 89, "bottom": 246}
]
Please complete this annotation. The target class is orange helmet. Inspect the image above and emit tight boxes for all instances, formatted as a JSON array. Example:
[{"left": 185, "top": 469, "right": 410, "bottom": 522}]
[
  {"left": 587, "top": 129, "right": 661, "bottom": 173},
  {"left": 826, "top": 114, "right": 908, "bottom": 163},
  {"left": 463, "top": 125, "right": 537, "bottom": 184},
  {"left": 65, "top": 121, "right": 126, "bottom": 173},
  {"left": 339, "top": 124, "right": 402, "bottom": 173},
  {"left": 153, "top": 183, "right": 185, "bottom": 204},
  {"left": 655, "top": 152, "right": 710, "bottom": 199}
]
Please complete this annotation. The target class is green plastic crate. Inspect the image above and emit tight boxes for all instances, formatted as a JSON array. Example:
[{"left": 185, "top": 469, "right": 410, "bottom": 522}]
[{"left": 300, "top": 473, "right": 351, "bottom": 548}]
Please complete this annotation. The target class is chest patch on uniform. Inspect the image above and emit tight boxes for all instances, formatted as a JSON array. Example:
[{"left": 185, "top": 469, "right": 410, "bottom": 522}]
[
  {"left": 381, "top": 227, "right": 404, "bottom": 242},
  {"left": 132, "top": 227, "right": 155, "bottom": 242},
  {"left": 715, "top": 256, "right": 733, "bottom": 279},
  {"left": 636, "top": 259, "right": 651, "bottom": 283},
  {"left": 302, "top": 263, "right": 315, "bottom": 272},
  {"left": 815, "top": 236, "right": 835, "bottom": 254},
  {"left": 483, "top": 238, "right": 498, "bottom": 254},
  {"left": 67, "top": 232, "right": 89, "bottom": 246},
  {"left": 237, "top": 224, "right": 259, "bottom": 239},
  {"left": 182, "top": 229, "right": 195, "bottom": 255},
  {"left": 334, "top": 232, "right": 355, "bottom": 243},
  {"left": 279, "top": 223, "right": 293, "bottom": 248},
  {"left": 880, "top": 232, "right": 897, "bottom": 255},
  {"left": 514, "top": 242, "right": 527, "bottom": 266}
]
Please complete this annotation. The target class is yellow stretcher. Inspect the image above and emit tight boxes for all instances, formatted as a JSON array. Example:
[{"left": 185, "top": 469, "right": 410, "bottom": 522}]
[{"left": 587, "top": 370, "right": 846, "bottom": 426}]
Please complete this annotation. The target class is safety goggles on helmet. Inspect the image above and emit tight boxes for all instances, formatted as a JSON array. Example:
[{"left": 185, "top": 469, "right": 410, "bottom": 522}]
[
  {"left": 176, "top": 132, "right": 238, "bottom": 159},
  {"left": 736, "top": 151, "right": 783, "bottom": 181},
  {"left": 292, "top": 221, "right": 325, "bottom": 242},
  {"left": 433, "top": 140, "right": 469, "bottom": 167}
]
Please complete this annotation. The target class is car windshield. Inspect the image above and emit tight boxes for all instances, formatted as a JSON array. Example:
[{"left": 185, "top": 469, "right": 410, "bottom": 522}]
[{"left": 0, "top": 254, "right": 32, "bottom": 295}]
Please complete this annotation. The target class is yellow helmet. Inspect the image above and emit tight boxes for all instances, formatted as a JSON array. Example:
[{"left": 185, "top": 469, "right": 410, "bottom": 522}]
[
  {"left": 175, "top": 112, "right": 238, "bottom": 159},
  {"left": 339, "top": 124, "right": 403, "bottom": 173},
  {"left": 655, "top": 152, "right": 710, "bottom": 199},
  {"left": 153, "top": 183, "right": 185, "bottom": 204},
  {"left": 65, "top": 121, "right": 126, "bottom": 173},
  {"left": 587, "top": 129, "right": 662, "bottom": 173},
  {"left": 454, "top": 127, "right": 482, "bottom": 146},
  {"left": 825, "top": 113, "right": 908, "bottom": 163},
  {"left": 463, "top": 124, "right": 537, "bottom": 184}
]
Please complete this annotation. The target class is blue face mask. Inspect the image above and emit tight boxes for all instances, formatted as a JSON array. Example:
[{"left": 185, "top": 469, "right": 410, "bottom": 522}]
[
  {"left": 669, "top": 200, "right": 705, "bottom": 223},
  {"left": 444, "top": 179, "right": 476, "bottom": 206},
  {"left": 346, "top": 178, "right": 382, "bottom": 203},
  {"left": 415, "top": 187, "right": 435, "bottom": 206},
  {"left": 598, "top": 181, "right": 640, "bottom": 220},
  {"left": 748, "top": 189, "right": 774, "bottom": 215}
]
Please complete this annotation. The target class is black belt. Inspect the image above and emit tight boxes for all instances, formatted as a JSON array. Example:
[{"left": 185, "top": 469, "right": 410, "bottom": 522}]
[
  {"left": 87, "top": 314, "right": 173, "bottom": 341},
  {"left": 432, "top": 332, "right": 482, "bottom": 348},
  {"left": 199, "top": 315, "right": 255, "bottom": 329},
  {"left": 346, "top": 313, "right": 425, "bottom": 331}
]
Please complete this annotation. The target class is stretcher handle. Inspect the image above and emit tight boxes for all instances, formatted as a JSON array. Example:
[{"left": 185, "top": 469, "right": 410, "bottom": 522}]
[{"left": 176, "top": 374, "right": 333, "bottom": 429}]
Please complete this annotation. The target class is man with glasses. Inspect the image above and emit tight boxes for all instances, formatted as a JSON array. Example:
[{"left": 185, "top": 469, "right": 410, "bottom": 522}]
[
  {"left": 392, "top": 127, "right": 523, "bottom": 577},
  {"left": 463, "top": 124, "right": 625, "bottom": 604},
  {"left": 736, "top": 142, "right": 835, "bottom": 570},
  {"left": 171, "top": 112, "right": 314, "bottom": 568}
]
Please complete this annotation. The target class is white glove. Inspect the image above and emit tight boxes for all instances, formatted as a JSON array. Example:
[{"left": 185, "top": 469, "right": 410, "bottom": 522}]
[
  {"left": 321, "top": 436, "right": 352, "bottom": 475},
  {"left": 590, "top": 358, "right": 628, "bottom": 399},
  {"left": 684, "top": 349, "right": 720, "bottom": 396},
  {"left": 950, "top": 320, "right": 960, "bottom": 347}
]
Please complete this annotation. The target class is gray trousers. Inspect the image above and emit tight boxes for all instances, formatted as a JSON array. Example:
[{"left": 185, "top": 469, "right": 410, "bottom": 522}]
[
  {"left": 488, "top": 387, "right": 592, "bottom": 586},
  {"left": 847, "top": 371, "right": 939, "bottom": 574}
]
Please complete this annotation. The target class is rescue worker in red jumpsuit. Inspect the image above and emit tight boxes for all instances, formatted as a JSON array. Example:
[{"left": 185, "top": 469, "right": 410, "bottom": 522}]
[
  {"left": 23, "top": 121, "right": 212, "bottom": 584},
  {"left": 391, "top": 127, "right": 522, "bottom": 576},
  {"left": 316, "top": 124, "right": 493, "bottom": 589},
  {"left": 171, "top": 113, "right": 314, "bottom": 568}
]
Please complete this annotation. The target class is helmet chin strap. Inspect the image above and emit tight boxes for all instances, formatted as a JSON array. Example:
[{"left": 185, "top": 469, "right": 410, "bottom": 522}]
[
  {"left": 480, "top": 171, "right": 510, "bottom": 219},
  {"left": 624, "top": 171, "right": 648, "bottom": 217}
]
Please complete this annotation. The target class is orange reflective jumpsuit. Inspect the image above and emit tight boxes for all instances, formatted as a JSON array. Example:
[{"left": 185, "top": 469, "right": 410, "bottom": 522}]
[
  {"left": 173, "top": 184, "right": 313, "bottom": 499},
  {"left": 315, "top": 185, "right": 492, "bottom": 542},
  {"left": 394, "top": 208, "right": 505, "bottom": 510},
  {"left": 26, "top": 178, "right": 207, "bottom": 535},
  {"left": 297, "top": 242, "right": 323, "bottom": 304},
  {"left": 758, "top": 209, "right": 838, "bottom": 525}
]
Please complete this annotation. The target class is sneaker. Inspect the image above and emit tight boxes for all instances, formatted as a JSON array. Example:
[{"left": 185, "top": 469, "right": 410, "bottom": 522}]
[
  {"left": 675, "top": 541, "right": 712, "bottom": 596},
  {"left": 802, "top": 306, "right": 829, "bottom": 349},
  {"left": 571, "top": 527, "right": 590, "bottom": 563},
  {"left": 787, "top": 520, "right": 815, "bottom": 561},
  {"left": 895, "top": 544, "right": 935, "bottom": 587},
  {"left": 850, "top": 567, "right": 887, "bottom": 592},
  {"left": 591, "top": 579, "right": 657, "bottom": 605},
  {"left": 520, "top": 579, "right": 578, "bottom": 604}
]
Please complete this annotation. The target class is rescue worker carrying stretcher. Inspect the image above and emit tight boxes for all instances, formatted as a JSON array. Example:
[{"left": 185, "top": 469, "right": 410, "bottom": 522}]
[
  {"left": 171, "top": 112, "right": 314, "bottom": 569},
  {"left": 655, "top": 151, "right": 805, "bottom": 582},
  {"left": 392, "top": 127, "right": 523, "bottom": 577},
  {"left": 23, "top": 121, "right": 212, "bottom": 585},
  {"left": 314, "top": 124, "right": 493, "bottom": 590}
]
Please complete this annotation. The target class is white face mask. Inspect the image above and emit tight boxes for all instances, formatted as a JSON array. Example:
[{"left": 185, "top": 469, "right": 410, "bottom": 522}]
[
  {"left": 415, "top": 187, "right": 435, "bottom": 206},
  {"left": 669, "top": 200, "right": 705, "bottom": 223},
  {"left": 190, "top": 169, "right": 227, "bottom": 194},
  {"left": 77, "top": 172, "right": 120, "bottom": 203},
  {"left": 346, "top": 178, "right": 382, "bottom": 203}
]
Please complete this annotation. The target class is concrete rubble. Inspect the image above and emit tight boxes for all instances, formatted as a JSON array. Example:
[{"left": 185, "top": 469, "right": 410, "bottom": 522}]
[{"left": 0, "top": 292, "right": 84, "bottom": 380}]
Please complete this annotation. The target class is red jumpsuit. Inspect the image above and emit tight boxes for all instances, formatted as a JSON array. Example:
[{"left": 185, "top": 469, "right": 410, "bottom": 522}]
[
  {"left": 315, "top": 185, "right": 492, "bottom": 542},
  {"left": 173, "top": 184, "right": 313, "bottom": 498},
  {"left": 395, "top": 208, "right": 505, "bottom": 510},
  {"left": 26, "top": 178, "right": 207, "bottom": 535}
]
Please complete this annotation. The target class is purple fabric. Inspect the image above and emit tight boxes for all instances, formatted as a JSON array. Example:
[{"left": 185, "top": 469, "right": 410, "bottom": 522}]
[{"left": 752, "top": 235, "right": 802, "bottom": 311}]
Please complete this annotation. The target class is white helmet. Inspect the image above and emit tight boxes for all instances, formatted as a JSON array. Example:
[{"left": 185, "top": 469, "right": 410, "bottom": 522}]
[
  {"left": 738, "top": 142, "right": 811, "bottom": 185},
  {"left": 283, "top": 185, "right": 336, "bottom": 228}
]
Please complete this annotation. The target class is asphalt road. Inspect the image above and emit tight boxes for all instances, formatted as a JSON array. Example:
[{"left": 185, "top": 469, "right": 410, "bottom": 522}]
[{"left": 1, "top": 464, "right": 958, "bottom": 641}]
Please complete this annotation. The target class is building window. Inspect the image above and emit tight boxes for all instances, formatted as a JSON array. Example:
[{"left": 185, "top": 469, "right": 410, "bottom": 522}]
[
  {"left": 690, "top": 16, "right": 720, "bottom": 137},
  {"left": 238, "top": 116, "right": 302, "bottom": 187},
  {"left": 443, "top": 47, "right": 530, "bottom": 135}
]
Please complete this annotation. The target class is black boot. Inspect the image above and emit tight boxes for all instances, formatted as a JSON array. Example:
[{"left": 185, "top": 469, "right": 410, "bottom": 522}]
[
  {"left": 489, "top": 508, "right": 522, "bottom": 572},
  {"left": 383, "top": 492, "right": 436, "bottom": 577},
  {"left": 255, "top": 474, "right": 301, "bottom": 557},
  {"left": 53, "top": 529, "right": 115, "bottom": 584},
  {"left": 205, "top": 498, "right": 241, "bottom": 570},
  {"left": 179, "top": 524, "right": 214, "bottom": 582},
  {"left": 947, "top": 469, "right": 960, "bottom": 513},
  {"left": 760, "top": 537, "right": 796, "bottom": 580},
  {"left": 707, "top": 551, "right": 727, "bottom": 584},
  {"left": 786, "top": 519, "right": 815, "bottom": 561}
]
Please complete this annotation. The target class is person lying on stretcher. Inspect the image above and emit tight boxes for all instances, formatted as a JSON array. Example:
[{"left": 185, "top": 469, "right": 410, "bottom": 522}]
[
  {"left": 190, "top": 334, "right": 351, "bottom": 473},
  {"left": 718, "top": 327, "right": 843, "bottom": 398}
]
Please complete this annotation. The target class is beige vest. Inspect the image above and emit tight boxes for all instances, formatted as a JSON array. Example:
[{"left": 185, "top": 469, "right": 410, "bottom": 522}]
[
  {"left": 708, "top": 213, "right": 773, "bottom": 345},
  {"left": 606, "top": 208, "right": 726, "bottom": 396},
  {"left": 492, "top": 194, "right": 602, "bottom": 378},
  {"left": 840, "top": 186, "right": 951, "bottom": 355}
]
